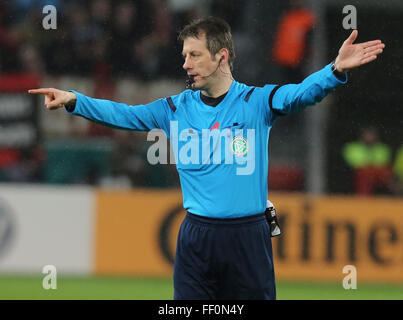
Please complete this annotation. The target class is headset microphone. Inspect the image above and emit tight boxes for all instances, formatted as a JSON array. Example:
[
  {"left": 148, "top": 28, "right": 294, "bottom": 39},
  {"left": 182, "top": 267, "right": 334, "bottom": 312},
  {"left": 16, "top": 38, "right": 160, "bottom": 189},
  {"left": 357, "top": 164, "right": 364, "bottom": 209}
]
[{"left": 185, "top": 75, "right": 195, "bottom": 89}]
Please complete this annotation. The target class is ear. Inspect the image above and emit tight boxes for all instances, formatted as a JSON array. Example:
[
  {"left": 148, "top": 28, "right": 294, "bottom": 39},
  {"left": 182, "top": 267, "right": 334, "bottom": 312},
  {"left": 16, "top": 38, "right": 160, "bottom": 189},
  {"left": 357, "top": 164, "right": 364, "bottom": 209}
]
[{"left": 217, "top": 48, "right": 229, "bottom": 66}]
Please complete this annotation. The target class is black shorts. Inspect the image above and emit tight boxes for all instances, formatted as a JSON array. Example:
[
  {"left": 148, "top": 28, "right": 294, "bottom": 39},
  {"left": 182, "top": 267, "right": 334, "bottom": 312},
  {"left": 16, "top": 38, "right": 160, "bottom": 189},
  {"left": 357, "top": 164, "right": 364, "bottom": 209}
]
[{"left": 173, "top": 212, "right": 276, "bottom": 300}]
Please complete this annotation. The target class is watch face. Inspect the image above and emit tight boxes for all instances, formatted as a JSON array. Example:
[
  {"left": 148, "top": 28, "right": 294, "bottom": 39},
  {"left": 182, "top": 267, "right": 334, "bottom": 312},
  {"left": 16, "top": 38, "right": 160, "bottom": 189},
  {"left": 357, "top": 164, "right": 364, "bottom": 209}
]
[{"left": 332, "top": 62, "right": 342, "bottom": 74}]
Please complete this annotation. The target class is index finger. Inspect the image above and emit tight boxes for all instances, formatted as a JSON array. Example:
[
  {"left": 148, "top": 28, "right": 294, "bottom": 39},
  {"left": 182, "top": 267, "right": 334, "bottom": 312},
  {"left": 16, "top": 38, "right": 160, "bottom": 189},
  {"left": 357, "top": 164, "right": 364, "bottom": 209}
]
[{"left": 28, "top": 88, "right": 54, "bottom": 95}]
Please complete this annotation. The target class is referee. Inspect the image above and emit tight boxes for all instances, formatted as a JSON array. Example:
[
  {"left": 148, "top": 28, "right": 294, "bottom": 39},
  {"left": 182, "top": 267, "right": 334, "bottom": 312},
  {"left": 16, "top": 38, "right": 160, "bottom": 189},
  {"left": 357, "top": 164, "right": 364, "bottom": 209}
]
[{"left": 29, "top": 17, "right": 384, "bottom": 299}]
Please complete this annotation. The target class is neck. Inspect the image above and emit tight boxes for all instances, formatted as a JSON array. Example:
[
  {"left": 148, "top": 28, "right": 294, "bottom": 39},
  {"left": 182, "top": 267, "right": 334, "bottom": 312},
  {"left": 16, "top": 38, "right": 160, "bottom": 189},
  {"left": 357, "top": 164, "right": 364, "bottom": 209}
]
[{"left": 201, "top": 69, "right": 233, "bottom": 98}]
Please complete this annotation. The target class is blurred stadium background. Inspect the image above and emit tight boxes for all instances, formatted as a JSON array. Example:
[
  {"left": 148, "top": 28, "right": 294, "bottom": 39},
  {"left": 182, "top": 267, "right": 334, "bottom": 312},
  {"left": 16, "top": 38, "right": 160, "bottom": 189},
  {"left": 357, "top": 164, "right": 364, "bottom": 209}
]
[{"left": 0, "top": 0, "right": 403, "bottom": 300}]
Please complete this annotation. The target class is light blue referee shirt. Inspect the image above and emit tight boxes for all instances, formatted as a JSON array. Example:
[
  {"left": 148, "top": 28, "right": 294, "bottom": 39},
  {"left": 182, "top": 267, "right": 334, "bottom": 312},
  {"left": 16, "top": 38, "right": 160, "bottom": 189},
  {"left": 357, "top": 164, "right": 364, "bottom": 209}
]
[{"left": 68, "top": 62, "right": 347, "bottom": 218}]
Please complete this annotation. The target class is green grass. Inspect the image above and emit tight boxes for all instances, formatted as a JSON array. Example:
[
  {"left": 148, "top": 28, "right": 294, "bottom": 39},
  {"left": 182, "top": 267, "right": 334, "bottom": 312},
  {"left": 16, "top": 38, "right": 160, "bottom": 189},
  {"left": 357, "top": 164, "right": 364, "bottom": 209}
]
[
  {"left": 0, "top": 275, "right": 173, "bottom": 300},
  {"left": 0, "top": 276, "right": 402, "bottom": 300},
  {"left": 277, "top": 280, "right": 403, "bottom": 300}
]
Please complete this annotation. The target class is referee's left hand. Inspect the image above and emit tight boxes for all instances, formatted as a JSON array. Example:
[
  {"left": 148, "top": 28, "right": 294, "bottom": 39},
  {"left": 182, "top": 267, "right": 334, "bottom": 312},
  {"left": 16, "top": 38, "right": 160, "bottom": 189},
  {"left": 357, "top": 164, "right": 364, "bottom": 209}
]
[{"left": 334, "top": 30, "right": 385, "bottom": 73}]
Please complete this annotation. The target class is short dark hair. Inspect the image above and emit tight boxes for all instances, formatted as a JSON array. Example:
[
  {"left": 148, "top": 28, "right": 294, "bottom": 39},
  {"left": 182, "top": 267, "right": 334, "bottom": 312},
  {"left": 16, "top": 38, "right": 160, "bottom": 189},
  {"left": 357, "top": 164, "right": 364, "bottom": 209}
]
[{"left": 178, "top": 17, "right": 236, "bottom": 71}]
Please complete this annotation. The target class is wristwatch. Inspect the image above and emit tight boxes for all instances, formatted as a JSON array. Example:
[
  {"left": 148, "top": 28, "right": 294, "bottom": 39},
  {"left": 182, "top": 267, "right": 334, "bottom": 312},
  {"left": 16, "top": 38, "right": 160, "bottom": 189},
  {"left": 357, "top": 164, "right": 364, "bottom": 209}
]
[
  {"left": 65, "top": 99, "right": 77, "bottom": 112},
  {"left": 331, "top": 61, "right": 346, "bottom": 79}
]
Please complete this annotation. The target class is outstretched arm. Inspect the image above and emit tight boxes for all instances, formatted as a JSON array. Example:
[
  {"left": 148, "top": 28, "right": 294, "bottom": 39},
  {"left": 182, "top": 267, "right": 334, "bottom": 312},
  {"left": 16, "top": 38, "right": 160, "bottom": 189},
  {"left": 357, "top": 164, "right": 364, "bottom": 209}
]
[{"left": 28, "top": 88, "right": 172, "bottom": 133}]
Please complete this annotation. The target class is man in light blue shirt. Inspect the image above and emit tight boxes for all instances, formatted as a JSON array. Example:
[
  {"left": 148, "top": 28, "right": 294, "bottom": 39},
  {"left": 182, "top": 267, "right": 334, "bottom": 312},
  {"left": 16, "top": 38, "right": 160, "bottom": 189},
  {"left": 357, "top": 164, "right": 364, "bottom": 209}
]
[{"left": 29, "top": 17, "right": 385, "bottom": 299}]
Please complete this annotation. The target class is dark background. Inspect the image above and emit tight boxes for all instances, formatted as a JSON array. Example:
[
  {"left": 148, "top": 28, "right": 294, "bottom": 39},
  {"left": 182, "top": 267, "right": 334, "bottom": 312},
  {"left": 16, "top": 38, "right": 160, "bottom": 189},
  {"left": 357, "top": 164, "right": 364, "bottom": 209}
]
[{"left": 326, "top": 4, "right": 403, "bottom": 193}]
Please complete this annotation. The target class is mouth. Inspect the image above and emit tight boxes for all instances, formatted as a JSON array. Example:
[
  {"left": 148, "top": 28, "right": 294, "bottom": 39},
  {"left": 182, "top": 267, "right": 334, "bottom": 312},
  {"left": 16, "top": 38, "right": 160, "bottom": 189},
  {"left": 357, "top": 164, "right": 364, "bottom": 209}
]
[{"left": 186, "top": 74, "right": 202, "bottom": 89}]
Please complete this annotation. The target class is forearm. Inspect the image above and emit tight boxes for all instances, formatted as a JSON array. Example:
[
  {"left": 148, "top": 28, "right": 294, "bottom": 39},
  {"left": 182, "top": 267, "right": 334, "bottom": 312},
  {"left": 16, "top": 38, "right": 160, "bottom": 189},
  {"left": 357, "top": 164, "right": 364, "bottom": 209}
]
[
  {"left": 271, "top": 62, "right": 347, "bottom": 115},
  {"left": 66, "top": 91, "right": 165, "bottom": 131}
]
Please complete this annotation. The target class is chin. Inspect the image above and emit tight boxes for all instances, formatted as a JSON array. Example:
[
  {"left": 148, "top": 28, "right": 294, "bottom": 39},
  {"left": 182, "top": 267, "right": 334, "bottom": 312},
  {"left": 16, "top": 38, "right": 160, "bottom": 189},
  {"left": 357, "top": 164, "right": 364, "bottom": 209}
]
[
  {"left": 193, "top": 79, "right": 209, "bottom": 91},
  {"left": 190, "top": 82, "right": 202, "bottom": 91},
  {"left": 192, "top": 83, "right": 202, "bottom": 90}
]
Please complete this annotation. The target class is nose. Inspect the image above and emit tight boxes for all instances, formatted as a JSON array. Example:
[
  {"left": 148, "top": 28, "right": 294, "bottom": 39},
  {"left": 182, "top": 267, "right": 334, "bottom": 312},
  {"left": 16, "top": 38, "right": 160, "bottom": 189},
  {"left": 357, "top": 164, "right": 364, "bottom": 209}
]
[{"left": 183, "top": 56, "right": 191, "bottom": 71}]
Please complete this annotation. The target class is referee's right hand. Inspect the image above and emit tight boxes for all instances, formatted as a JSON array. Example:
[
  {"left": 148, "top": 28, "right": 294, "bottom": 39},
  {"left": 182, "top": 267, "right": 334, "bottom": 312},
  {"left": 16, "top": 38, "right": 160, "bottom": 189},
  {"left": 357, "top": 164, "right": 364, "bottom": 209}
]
[{"left": 28, "top": 88, "right": 76, "bottom": 110}]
